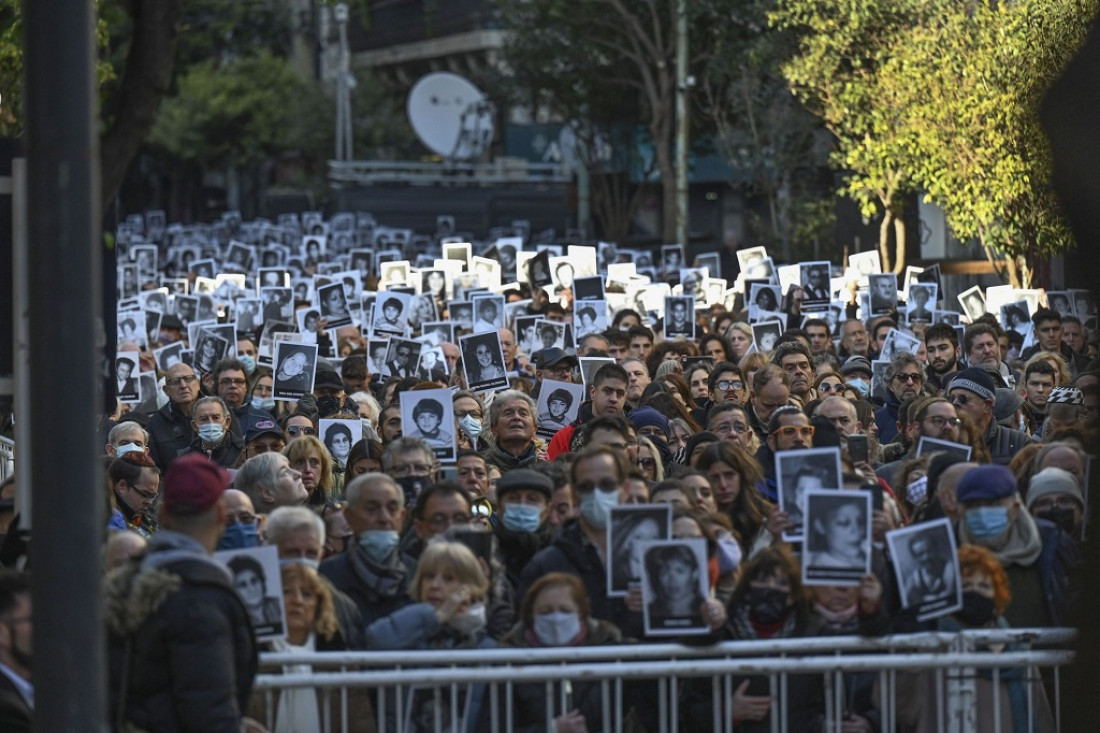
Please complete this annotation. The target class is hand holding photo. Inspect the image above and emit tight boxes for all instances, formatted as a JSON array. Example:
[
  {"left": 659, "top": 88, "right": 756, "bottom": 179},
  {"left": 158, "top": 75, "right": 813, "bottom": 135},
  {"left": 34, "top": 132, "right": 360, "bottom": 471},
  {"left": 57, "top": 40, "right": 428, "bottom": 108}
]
[
  {"left": 607, "top": 504, "right": 672, "bottom": 597},
  {"left": 641, "top": 539, "right": 710, "bottom": 636},
  {"left": 886, "top": 518, "right": 962, "bottom": 621},
  {"left": 400, "top": 388, "right": 457, "bottom": 462},
  {"left": 272, "top": 342, "right": 318, "bottom": 401},
  {"left": 802, "top": 490, "right": 872, "bottom": 586},
  {"left": 775, "top": 447, "right": 843, "bottom": 542}
]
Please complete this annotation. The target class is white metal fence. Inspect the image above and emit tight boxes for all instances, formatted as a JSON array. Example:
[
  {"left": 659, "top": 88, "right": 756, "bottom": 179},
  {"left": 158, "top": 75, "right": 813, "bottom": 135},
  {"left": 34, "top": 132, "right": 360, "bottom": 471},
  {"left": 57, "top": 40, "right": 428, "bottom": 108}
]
[{"left": 254, "top": 628, "right": 1074, "bottom": 733}]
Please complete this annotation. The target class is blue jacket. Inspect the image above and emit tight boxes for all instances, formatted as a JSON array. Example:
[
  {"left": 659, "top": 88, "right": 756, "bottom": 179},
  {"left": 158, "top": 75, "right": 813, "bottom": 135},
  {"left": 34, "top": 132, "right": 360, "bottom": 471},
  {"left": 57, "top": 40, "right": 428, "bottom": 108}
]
[{"left": 874, "top": 391, "right": 902, "bottom": 445}]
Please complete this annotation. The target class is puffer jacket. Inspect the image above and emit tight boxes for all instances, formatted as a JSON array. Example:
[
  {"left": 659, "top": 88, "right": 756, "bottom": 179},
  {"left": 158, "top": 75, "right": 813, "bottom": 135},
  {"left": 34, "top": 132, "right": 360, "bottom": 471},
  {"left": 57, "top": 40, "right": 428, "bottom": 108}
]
[{"left": 105, "top": 532, "right": 258, "bottom": 732}]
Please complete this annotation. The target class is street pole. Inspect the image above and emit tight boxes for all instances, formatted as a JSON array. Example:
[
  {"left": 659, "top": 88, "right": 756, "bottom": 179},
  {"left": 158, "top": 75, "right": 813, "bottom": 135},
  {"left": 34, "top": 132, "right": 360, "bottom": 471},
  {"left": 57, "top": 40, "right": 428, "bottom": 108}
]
[
  {"left": 24, "top": 0, "right": 105, "bottom": 730},
  {"left": 334, "top": 3, "right": 353, "bottom": 162},
  {"left": 675, "top": 0, "right": 690, "bottom": 248}
]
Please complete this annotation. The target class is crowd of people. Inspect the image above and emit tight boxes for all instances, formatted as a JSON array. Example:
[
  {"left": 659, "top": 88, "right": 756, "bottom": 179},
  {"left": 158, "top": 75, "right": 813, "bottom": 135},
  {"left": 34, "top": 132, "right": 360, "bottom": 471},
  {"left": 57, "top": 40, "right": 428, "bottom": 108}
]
[{"left": 1, "top": 209, "right": 1092, "bottom": 732}]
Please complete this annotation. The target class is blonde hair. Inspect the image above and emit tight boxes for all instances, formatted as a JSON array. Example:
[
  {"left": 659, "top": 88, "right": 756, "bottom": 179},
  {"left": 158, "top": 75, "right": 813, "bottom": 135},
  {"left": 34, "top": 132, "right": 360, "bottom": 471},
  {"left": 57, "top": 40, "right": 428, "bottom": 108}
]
[
  {"left": 409, "top": 540, "right": 489, "bottom": 602},
  {"left": 281, "top": 564, "right": 339, "bottom": 640}
]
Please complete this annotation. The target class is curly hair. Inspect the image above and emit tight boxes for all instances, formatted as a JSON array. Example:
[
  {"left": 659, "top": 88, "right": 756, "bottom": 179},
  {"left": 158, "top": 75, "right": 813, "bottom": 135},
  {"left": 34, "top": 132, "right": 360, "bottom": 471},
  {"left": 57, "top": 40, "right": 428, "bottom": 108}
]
[
  {"left": 282, "top": 436, "right": 334, "bottom": 498},
  {"left": 957, "top": 544, "right": 1011, "bottom": 615}
]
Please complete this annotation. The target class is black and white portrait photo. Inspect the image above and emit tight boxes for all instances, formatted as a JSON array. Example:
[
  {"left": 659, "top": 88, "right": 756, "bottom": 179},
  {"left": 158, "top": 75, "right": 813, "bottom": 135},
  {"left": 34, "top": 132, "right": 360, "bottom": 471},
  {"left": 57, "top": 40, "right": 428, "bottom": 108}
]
[
  {"left": 915, "top": 436, "right": 973, "bottom": 461},
  {"left": 320, "top": 418, "right": 362, "bottom": 471},
  {"left": 663, "top": 296, "right": 695, "bottom": 339},
  {"left": 802, "top": 490, "right": 872, "bottom": 586},
  {"left": 736, "top": 246, "right": 770, "bottom": 277},
  {"left": 526, "top": 250, "right": 553, "bottom": 288},
  {"left": 153, "top": 342, "right": 184, "bottom": 374},
  {"left": 115, "top": 352, "right": 141, "bottom": 403},
  {"left": 224, "top": 241, "right": 253, "bottom": 272},
  {"left": 579, "top": 357, "right": 615, "bottom": 389},
  {"left": 886, "top": 518, "right": 962, "bottom": 621},
  {"left": 573, "top": 300, "right": 608, "bottom": 339},
  {"left": 372, "top": 292, "right": 411, "bottom": 337},
  {"left": 260, "top": 286, "right": 293, "bottom": 324},
  {"left": 550, "top": 258, "right": 575, "bottom": 296},
  {"left": 272, "top": 342, "right": 318, "bottom": 401},
  {"left": 301, "top": 234, "right": 326, "bottom": 265},
  {"left": 694, "top": 252, "right": 721, "bottom": 280},
  {"left": 848, "top": 250, "right": 881, "bottom": 279},
  {"left": 472, "top": 294, "right": 505, "bottom": 334},
  {"left": 316, "top": 281, "right": 353, "bottom": 329},
  {"left": 750, "top": 320, "right": 783, "bottom": 354},
  {"left": 379, "top": 260, "right": 411, "bottom": 289},
  {"left": 216, "top": 545, "right": 286, "bottom": 641},
  {"left": 641, "top": 539, "right": 709, "bottom": 636},
  {"left": 529, "top": 320, "right": 567, "bottom": 366},
  {"left": 775, "top": 446, "right": 842, "bottom": 542},
  {"left": 383, "top": 338, "right": 421, "bottom": 379},
  {"left": 800, "top": 261, "right": 832, "bottom": 304},
  {"left": 295, "top": 308, "right": 323, "bottom": 344},
  {"left": 748, "top": 283, "right": 783, "bottom": 321},
  {"left": 878, "top": 328, "right": 922, "bottom": 362},
  {"left": 419, "top": 322, "right": 454, "bottom": 347},
  {"left": 450, "top": 301, "right": 474, "bottom": 333},
  {"left": 660, "top": 244, "right": 685, "bottom": 274},
  {"left": 957, "top": 286, "right": 987, "bottom": 321},
  {"left": 416, "top": 345, "right": 449, "bottom": 383},
  {"left": 421, "top": 269, "right": 448, "bottom": 300},
  {"left": 400, "top": 389, "right": 457, "bottom": 462},
  {"left": 573, "top": 275, "right": 606, "bottom": 301},
  {"left": 607, "top": 504, "right": 672, "bottom": 598},
  {"left": 192, "top": 330, "right": 229, "bottom": 375},
  {"left": 459, "top": 331, "right": 509, "bottom": 393},
  {"left": 350, "top": 249, "right": 374, "bottom": 279},
  {"left": 868, "top": 273, "right": 898, "bottom": 317},
  {"left": 443, "top": 242, "right": 472, "bottom": 269},
  {"left": 906, "top": 283, "right": 937, "bottom": 323},
  {"left": 535, "top": 380, "right": 585, "bottom": 438},
  {"left": 173, "top": 295, "right": 198, "bottom": 326}
]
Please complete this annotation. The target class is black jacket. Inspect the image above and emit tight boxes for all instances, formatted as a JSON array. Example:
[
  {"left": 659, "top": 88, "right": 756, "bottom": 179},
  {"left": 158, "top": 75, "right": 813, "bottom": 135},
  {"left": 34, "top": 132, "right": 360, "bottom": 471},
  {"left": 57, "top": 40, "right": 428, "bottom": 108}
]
[
  {"left": 319, "top": 546, "right": 415, "bottom": 626},
  {"left": 105, "top": 533, "right": 258, "bottom": 732},
  {"left": 145, "top": 401, "right": 194, "bottom": 473},
  {"left": 184, "top": 431, "right": 245, "bottom": 470}
]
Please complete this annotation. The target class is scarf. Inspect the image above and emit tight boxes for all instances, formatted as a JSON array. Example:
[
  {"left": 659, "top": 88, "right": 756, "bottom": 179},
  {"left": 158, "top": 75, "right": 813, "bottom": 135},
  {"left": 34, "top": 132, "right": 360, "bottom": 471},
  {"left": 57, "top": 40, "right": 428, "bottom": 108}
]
[
  {"left": 347, "top": 543, "right": 407, "bottom": 601},
  {"left": 269, "top": 634, "right": 321, "bottom": 733},
  {"left": 957, "top": 509, "right": 1043, "bottom": 568}
]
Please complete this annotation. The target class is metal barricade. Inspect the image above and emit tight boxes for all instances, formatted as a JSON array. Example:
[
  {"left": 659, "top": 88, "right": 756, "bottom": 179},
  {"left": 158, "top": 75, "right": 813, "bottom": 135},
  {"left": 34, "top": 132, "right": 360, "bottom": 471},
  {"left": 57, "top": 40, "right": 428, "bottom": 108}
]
[{"left": 254, "top": 628, "right": 1074, "bottom": 733}]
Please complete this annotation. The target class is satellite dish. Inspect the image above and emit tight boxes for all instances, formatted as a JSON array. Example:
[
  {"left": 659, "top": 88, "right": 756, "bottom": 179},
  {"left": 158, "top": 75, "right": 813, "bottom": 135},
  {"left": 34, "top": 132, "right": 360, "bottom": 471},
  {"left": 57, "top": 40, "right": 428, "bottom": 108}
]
[{"left": 407, "top": 72, "right": 495, "bottom": 160}]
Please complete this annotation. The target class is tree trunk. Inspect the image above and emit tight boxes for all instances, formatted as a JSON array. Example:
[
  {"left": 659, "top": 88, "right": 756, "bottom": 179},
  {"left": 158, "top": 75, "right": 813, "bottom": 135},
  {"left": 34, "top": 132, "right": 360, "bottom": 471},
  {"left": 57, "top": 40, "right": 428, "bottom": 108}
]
[
  {"left": 892, "top": 213, "right": 907, "bottom": 275},
  {"left": 653, "top": 123, "right": 679, "bottom": 243},
  {"left": 879, "top": 210, "right": 894, "bottom": 272},
  {"left": 100, "top": 0, "right": 183, "bottom": 213}
]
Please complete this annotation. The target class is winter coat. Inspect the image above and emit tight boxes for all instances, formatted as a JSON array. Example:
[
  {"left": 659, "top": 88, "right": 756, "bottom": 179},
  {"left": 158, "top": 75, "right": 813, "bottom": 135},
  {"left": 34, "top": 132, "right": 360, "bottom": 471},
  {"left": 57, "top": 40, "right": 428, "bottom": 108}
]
[
  {"left": 319, "top": 546, "right": 414, "bottom": 627},
  {"left": 105, "top": 532, "right": 258, "bottom": 732},
  {"left": 145, "top": 401, "right": 194, "bottom": 473}
]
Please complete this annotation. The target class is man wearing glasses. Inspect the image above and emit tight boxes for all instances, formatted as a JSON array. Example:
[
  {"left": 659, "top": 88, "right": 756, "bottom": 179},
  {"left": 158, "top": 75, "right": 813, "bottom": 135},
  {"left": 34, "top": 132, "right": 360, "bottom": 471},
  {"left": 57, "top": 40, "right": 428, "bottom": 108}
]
[
  {"left": 213, "top": 358, "right": 274, "bottom": 442},
  {"left": 875, "top": 354, "right": 926, "bottom": 445},
  {"left": 947, "top": 368, "right": 1034, "bottom": 466},
  {"left": 146, "top": 363, "right": 200, "bottom": 472},
  {"left": 532, "top": 348, "right": 577, "bottom": 401},
  {"left": 107, "top": 452, "right": 161, "bottom": 537},
  {"left": 754, "top": 406, "right": 814, "bottom": 503},
  {"left": 875, "top": 397, "right": 961, "bottom": 485}
]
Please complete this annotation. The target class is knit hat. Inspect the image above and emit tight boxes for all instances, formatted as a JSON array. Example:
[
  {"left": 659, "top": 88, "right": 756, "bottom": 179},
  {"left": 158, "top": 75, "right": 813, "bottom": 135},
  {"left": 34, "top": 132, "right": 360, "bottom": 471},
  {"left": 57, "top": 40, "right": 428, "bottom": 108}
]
[
  {"left": 163, "top": 453, "right": 230, "bottom": 516},
  {"left": 684, "top": 431, "right": 719, "bottom": 459},
  {"left": 840, "top": 356, "right": 872, "bottom": 378},
  {"left": 1047, "top": 387, "right": 1084, "bottom": 406},
  {"left": 955, "top": 464, "right": 1016, "bottom": 504},
  {"left": 314, "top": 369, "right": 344, "bottom": 391},
  {"left": 1026, "top": 467, "right": 1084, "bottom": 510},
  {"left": 496, "top": 469, "right": 554, "bottom": 501},
  {"left": 948, "top": 367, "right": 996, "bottom": 402},
  {"left": 628, "top": 406, "right": 670, "bottom": 437},
  {"left": 993, "top": 388, "right": 1024, "bottom": 422}
]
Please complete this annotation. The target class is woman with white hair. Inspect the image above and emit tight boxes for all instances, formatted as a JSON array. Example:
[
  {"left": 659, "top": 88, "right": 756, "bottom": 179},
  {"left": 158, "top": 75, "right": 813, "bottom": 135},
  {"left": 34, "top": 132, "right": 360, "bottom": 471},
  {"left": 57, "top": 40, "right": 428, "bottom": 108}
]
[{"left": 234, "top": 452, "right": 307, "bottom": 515}]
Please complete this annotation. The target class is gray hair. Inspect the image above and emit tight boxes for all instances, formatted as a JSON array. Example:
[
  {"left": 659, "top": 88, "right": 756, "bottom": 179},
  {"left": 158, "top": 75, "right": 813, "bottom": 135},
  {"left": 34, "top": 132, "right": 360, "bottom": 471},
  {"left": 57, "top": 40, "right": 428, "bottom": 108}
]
[
  {"left": 234, "top": 452, "right": 287, "bottom": 508},
  {"left": 108, "top": 421, "right": 149, "bottom": 446},
  {"left": 488, "top": 389, "right": 537, "bottom": 428},
  {"left": 884, "top": 353, "right": 924, "bottom": 383},
  {"left": 192, "top": 395, "right": 230, "bottom": 419},
  {"left": 265, "top": 506, "right": 325, "bottom": 547},
  {"left": 349, "top": 391, "right": 381, "bottom": 423},
  {"left": 382, "top": 436, "right": 434, "bottom": 471},
  {"left": 346, "top": 472, "right": 404, "bottom": 509}
]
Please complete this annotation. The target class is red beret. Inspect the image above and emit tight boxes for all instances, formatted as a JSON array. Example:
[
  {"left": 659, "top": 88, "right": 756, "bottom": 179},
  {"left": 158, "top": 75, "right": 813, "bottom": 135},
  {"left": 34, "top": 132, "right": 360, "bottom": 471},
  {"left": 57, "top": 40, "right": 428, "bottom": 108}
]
[{"left": 163, "top": 453, "right": 229, "bottom": 516}]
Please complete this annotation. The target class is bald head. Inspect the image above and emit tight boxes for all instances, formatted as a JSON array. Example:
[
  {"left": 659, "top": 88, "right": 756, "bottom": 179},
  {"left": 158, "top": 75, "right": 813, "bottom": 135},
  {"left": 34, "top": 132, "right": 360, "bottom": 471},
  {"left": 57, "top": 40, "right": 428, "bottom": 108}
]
[
  {"left": 223, "top": 489, "right": 256, "bottom": 523},
  {"left": 936, "top": 462, "right": 979, "bottom": 522},
  {"left": 104, "top": 531, "right": 148, "bottom": 571}
]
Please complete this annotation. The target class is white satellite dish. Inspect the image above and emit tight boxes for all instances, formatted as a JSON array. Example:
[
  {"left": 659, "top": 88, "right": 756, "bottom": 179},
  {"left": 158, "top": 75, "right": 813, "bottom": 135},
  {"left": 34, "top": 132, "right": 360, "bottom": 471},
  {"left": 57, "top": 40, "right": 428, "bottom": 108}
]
[{"left": 407, "top": 72, "right": 495, "bottom": 160}]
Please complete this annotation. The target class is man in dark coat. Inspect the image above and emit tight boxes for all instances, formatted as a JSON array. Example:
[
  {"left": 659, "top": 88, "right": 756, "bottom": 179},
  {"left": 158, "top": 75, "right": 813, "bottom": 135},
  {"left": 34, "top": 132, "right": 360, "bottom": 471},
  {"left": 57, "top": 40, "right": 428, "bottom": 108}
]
[
  {"left": 106, "top": 454, "right": 259, "bottom": 732},
  {"left": 145, "top": 363, "right": 199, "bottom": 472}
]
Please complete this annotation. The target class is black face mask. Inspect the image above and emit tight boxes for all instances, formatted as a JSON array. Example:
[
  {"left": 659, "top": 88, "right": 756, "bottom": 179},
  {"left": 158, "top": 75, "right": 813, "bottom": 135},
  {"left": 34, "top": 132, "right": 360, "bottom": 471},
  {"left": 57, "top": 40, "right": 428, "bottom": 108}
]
[
  {"left": 1036, "top": 507, "right": 1076, "bottom": 535},
  {"left": 317, "top": 394, "right": 354, "bottom": 418},
  {"left": 955, "top": 590, "right": 997, "bottom": 627},
  {"left": 747, "top": 586, "right": 791, "bottom": 625}
]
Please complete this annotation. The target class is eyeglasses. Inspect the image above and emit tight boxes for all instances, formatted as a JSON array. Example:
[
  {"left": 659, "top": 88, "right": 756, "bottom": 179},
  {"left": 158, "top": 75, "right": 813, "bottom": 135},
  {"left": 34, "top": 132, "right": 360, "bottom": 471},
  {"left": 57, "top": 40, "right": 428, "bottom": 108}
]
[
  {"left": 425, "top": 513, "right": 472, "bottom": 529},
  {"left": 390, "top": 463, "right": 433, "bottom": 477},
  {"left": 1032, "top": 495, "right": 1080, "bottom": 511},
  {"left": 127, "top": 482, "right": 159, "bottom": 501},
  {"left": 771, "top": 425, "right": 815, "bottom": 439},
  {"left": 219, "top": 378, "right": 247, "bottom": 388},
  {"left": 950, "top": 393, "right": 972, "bottom": 406},
  {"left": 454, "top": 409, "right": 483, "bottom": 420},
  {"left": 893, "top": 373, "right": 923, "bottom": 383},
  {"left": 166, "top": 375, "right": 197, "bottom": 387},
  {"left": 713, "top": 421, "right": 748, "bottom": 436},
  {"left": 716, "top": 380, "right": 744, "bottom": 392},
  {"left": 636, "top": 457, "right": 657, "bottom": 469},
  {"left": 225, "top": 511, "right": 256, "bottom": 524},
  {"left": 287, "top": 426, "right": 317, "bottom": 436},
  {"left": 575, "top": 478, "right": 621, "bottom": 494},
  {"left": 818, "top": 382, "right": 841, "bottom": 393},
  {"left": 923, "top": 415, "right": 961, "bottom": 428}
]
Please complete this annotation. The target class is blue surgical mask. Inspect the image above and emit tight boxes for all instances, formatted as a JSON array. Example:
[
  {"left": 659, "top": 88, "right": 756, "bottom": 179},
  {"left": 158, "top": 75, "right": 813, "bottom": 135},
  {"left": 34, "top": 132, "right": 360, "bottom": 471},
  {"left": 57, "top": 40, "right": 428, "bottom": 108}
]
[
  {"left": 198, "top": 424, "right": 225, "bottom": 444},
  {"left": 845, "top": 378, "right": 869, "bottom": 397},
  {"left": 579, "top": 489, "right": 619, "bottom": 530},
  {"left": 252, "top": 396, "right": 276, "bottom": 411},
  {"left": 358, "top": 529, "right": 400, "bottom": 563},
  {"left": 502, "top": 502, "right": 542, "bottom": 533},
  {"left": 217, "top": 521, "right": 259, "bottom": 550},
  {"left": 114, "top": 443, "right": 145, "bottom": 458},
  {"left": 533, "top": 611, "right": 582, "bottom": 646},
  {"left": 459, "top": 414, "right": 483, "bottom": 441},
  {"left": 716, "top": 538, "right": 742, "bottom": 575},
  {"left": 239, "top": 354, "right": 257, "bottom": 375},
  {"left": 965, "top": 506, "right": 1011, "bottom": 539}
]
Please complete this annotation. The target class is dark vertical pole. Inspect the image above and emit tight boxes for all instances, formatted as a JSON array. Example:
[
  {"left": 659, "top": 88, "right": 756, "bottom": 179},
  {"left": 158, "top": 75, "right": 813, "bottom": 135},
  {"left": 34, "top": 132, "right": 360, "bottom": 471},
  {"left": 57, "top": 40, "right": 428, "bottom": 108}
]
[{"left": 24, "top": 0, "right": 105, "bottom": 730}]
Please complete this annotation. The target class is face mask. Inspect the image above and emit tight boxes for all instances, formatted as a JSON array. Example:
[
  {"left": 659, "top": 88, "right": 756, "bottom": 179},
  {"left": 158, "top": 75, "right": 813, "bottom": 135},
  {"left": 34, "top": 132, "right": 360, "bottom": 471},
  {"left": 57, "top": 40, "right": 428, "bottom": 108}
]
[
  {"left": 906, "top": 476, "right": 929, "bottom": 506},
  {"left": 579, "top": 489, "right": 619, "bottom": 530},
  {"left": 114, "top": 443, "right": 145, "bottom": 458},
  {"left": 502, "top": 502, "right": 543, "bottom": 533},
  {"left": 845, "top": 378, "right": 869, "bottom": 397},
  {"left": 317, "top": 395, "right": 342, "bottom": 418},
  {"left": 459, "top": 414, "right": 483, "bottom": 441},
  {"left": 746, "top": 586, "right": 791, "bottom": 625},
  {"left": 279, "top": 557, "right": 321, "bottom": 571},
  {"left": 955, "top": 590, "right": 997, "bottom": 627},
  {"left": 1036, "top": 507, "right": 1076, "bottom": 535},
  {"left": 252, "top": 396, "right": 276, "bottom": 411},
  {"left": 533, "top": 611, "right": 582, "bottom": 646},
  {"left": 716, "top": 538, "right": 743, "bottom": 575},
  {"left": 239, "top": 354, "right": 257, "bottom": 375},
  {"left": 358, "top": 529, "right": 400, "bottom": 563},
  {"left": 965, "top": 506, "right": 1010, "bottom": 540},
  {"left": 198, "top": 424, "right": 225, "bottom": 444},
  {"left": 448, "top": 602, "right": 486, "bottom": 635},
  {"left": 217, "top": 521, "right": 259, "bottom": 550}
]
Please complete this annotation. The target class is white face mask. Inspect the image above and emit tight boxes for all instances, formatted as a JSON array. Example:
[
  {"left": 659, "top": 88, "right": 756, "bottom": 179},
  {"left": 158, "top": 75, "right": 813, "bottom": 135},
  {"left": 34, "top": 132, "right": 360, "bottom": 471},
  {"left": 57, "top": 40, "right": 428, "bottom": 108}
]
[
  {"left": 533, "top": 611, "right": 582, "bottom": 646},
  {"left": 448, "top": 602, "right": 487, "bottom": 635},
  {"left": 906, "top": 475, "right": 929, "bottom": 505},
  {"left": 114, "top": 443, "right": 145, "bottom": 458}
]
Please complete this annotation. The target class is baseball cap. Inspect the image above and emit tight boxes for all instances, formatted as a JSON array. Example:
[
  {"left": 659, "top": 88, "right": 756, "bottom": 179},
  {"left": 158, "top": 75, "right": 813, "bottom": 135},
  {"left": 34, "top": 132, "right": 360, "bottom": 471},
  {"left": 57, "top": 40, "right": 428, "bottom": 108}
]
[
  {"left": 537, "top": 348, "right": 577, "bottom": 371},
  {"left": 496, "top": 469, "right": 554, "bottom": 501}
]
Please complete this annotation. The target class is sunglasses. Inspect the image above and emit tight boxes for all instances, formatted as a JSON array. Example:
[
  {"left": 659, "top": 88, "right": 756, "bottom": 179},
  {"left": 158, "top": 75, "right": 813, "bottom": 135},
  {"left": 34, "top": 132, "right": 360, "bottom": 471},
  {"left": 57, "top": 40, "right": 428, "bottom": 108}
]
[
  {"left": 771, "top": 425, "right": 815, "bottom": 439},
  {"left": 287, "top": 426, "right": 317, "bottom": 436}
]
